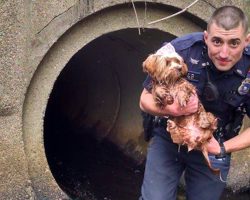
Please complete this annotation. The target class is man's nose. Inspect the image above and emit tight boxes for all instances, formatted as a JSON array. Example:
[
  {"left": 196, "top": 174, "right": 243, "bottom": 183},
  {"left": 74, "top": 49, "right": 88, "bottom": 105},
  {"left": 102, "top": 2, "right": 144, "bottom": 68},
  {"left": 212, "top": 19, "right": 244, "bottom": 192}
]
[{"left": 219, "top": 45, "right": 229, "bottom": 58}]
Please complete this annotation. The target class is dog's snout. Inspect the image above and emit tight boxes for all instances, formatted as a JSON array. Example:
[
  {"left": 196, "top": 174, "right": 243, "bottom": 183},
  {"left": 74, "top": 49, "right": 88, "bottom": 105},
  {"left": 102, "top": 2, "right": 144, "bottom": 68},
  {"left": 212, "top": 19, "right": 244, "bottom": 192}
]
[
  {"left": 176, "top": 64, "right": 182, "bottom": 69},
  {"left": 169, "top": 63, "right": 182, "bottom": 70}
]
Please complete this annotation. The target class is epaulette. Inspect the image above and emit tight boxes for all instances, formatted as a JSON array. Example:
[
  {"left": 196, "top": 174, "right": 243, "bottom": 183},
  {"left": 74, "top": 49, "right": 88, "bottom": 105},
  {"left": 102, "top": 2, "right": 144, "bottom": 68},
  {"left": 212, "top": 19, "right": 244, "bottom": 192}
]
[
  {"left": 171, "top": 32, "right": 204, "bottom": 51},
  {"left": 243, "top": 45, "right": 250, "bottom": 56},
  {"left": 233, "top": 45, "right": 250, "bottom": 77}
]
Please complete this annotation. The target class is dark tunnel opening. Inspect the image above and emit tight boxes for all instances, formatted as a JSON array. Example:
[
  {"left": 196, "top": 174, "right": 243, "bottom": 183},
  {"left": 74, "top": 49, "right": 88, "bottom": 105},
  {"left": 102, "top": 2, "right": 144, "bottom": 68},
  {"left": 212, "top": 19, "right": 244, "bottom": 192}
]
[
  {"left": 44, "top": 28, "right": 176, "bottom": 199},
  {"left": 43, "top": 27, "right": 250, "bottom": 200}
]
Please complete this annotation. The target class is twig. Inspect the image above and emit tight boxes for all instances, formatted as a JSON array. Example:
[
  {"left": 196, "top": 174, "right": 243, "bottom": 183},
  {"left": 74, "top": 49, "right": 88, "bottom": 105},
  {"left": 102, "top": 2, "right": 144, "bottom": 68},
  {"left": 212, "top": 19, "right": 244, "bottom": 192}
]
[
  {"left": 131, "top": 0, "right": 141, "bottom": 35},
  {"left": 148, "top": 0, "right": 200, "bottom": 25},
  {"left": 143, "top": 1, "right": 147, "bottom": 27}
]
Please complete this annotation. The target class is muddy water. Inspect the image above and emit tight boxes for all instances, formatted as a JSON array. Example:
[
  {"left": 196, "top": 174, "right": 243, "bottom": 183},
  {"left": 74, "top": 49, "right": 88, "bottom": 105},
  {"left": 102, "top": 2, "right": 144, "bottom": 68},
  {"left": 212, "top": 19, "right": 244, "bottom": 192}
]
[
  {"left": 47, "top": 131, "right": 143, "bottom": 200},
  {"left": 46, "top": 126, "right": 249, "bottom": 200}
]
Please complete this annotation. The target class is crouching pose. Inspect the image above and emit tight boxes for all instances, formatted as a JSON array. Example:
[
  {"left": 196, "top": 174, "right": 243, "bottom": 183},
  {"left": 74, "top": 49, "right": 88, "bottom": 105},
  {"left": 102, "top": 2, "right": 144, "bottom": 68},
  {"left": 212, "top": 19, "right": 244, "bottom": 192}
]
[{"left": 139, "top": 5, "right": 250, "bottom": 200}]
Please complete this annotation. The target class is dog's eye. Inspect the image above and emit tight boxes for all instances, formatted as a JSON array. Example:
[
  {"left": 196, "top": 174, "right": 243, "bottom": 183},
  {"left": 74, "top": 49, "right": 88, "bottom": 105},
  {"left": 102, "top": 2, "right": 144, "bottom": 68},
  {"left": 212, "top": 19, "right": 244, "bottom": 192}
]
[{"left": 173, "top": 58, "right": 180, "bottom": 64}]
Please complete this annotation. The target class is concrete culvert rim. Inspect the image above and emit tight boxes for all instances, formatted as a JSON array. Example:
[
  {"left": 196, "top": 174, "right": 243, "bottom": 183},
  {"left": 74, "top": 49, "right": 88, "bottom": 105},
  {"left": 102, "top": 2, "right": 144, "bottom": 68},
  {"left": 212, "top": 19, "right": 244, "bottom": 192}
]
[{"left": 21, "top": 3, "right": 214, "bottom": 199}]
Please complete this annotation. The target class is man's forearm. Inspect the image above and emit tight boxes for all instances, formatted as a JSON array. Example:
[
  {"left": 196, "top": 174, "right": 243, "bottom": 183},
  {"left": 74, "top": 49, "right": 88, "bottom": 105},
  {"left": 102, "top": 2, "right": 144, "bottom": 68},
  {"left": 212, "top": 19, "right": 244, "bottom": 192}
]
[
  {"left": 139, "top": 88, "right": 168, "bottom": 116},
  {"left": 224, "top": 127, "right": 250, "bottom": 153}
]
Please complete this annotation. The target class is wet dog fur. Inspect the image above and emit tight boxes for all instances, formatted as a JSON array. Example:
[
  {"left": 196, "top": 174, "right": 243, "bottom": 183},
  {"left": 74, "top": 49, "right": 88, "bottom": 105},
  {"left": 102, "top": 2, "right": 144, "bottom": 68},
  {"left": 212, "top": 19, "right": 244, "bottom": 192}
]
[{"left": 142, "top": 53, "right": 219, "bottom": 174}]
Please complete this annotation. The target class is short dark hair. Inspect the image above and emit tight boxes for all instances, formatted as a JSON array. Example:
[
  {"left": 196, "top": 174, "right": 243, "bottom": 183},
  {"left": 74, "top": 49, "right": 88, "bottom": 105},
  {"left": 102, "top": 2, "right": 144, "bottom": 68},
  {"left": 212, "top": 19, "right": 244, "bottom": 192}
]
[{"left": 207, "top": 6, "right": 249, "bottom": 34}]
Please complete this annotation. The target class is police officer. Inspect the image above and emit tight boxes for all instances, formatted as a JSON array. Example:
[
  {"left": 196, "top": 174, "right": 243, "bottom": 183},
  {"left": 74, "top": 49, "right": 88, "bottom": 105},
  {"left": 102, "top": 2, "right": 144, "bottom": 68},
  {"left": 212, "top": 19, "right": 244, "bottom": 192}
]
[{"left": 139, "top": 6, "right": 250, "bottom": 200}]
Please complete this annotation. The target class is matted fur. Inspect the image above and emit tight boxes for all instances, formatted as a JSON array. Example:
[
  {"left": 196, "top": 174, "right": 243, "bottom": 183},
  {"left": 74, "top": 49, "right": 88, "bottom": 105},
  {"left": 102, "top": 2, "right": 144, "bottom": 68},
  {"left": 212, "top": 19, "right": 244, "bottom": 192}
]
[{"left": 143, "top": 52, "right": 219, "bottom": 174}]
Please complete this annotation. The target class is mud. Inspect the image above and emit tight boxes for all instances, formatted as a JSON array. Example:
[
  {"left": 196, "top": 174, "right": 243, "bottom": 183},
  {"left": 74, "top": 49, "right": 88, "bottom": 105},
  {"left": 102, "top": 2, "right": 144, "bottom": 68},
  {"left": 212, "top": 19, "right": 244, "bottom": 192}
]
[
  {"left": 45, "top": 122, "right": 143, "bottom": 199},
  {"left": 44, "top": 118, "right": 249, "bottom": 200}
]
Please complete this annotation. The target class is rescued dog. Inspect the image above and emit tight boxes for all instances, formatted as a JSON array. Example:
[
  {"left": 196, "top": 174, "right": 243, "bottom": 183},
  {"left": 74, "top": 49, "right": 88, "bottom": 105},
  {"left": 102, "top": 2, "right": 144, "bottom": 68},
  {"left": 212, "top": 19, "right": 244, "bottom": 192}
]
[{"left": 142, "top": 44, "right": 219, "bottom": 174}]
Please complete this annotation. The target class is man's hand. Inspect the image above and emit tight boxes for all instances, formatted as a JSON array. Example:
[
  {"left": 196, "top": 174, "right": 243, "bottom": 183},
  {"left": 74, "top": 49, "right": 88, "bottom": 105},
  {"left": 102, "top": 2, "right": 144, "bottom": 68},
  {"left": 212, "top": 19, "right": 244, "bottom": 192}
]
[
  {"left": 164, "top": 94, "right": 199, "bottom": 116},
  {"left": 206, "top": 136, "right": 221, "bottom": 155},
  {"left": 140, "top": 88, "right": 199, "bottom": 117}
]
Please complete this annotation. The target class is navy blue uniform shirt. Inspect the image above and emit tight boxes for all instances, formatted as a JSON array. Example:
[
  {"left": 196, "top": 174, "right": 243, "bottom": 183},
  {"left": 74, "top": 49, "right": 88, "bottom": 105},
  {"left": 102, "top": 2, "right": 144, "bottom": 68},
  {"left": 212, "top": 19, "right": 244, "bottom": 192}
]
[{"left": 143, "top": 32, "right": 250, "bottom": 138}]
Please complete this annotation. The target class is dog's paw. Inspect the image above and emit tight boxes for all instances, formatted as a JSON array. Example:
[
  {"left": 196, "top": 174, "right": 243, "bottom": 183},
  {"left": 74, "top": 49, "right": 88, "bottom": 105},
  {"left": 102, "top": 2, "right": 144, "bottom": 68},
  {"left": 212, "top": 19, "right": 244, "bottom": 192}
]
[
  {"left": 154, "top": 86, "right": 174, "bottom": 107},
  {"left": 167, "top": 119, "right": 176, "bottom": 131},
  {"left": 198, "top": 112, "right": 210, "bottom": 128},
  {"left": 177, "top": 93, "right": 189, "bottom": 107}
]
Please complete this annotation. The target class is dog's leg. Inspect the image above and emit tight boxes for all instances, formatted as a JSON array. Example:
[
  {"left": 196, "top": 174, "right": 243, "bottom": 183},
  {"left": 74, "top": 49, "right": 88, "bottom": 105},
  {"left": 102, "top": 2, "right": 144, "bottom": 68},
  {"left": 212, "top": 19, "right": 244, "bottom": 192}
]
[
  {"left": 153, "top": 85, "right": 174, "bottom": 107},
  {"left": 198, "top": 111, "right": 211, "bottom": 128},
  {"left": 175, "top": 83, "right": 195, "bottom": 107}
]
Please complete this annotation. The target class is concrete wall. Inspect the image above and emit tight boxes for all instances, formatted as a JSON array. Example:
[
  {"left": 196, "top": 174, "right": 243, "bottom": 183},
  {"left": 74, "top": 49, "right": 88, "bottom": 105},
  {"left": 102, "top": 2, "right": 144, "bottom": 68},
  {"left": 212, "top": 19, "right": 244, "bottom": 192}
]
[{"left": 0, "top": 0, "right": 249, "bottom": 199}]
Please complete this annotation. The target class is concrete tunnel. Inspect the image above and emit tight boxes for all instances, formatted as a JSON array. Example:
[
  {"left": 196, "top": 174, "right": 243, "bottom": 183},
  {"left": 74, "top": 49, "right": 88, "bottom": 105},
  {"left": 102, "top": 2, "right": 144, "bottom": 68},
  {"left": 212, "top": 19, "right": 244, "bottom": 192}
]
[
  {"left": 44, "top": 28, "right": 176, "bottom": 199},
  {"left": 21, "top": 3, "right": 250, "bottom": 199},
  {"left": 43, "top": 28, "right": 250, "bottom": 200}
]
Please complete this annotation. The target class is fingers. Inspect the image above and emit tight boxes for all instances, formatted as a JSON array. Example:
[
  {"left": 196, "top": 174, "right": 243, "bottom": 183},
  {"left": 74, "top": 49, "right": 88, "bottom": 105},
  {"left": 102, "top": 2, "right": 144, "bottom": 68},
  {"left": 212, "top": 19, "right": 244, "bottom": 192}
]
[
  {"left": 205, "top": 136, "right": 221, "bottom": 155},
  {"left": 163, "top": 94, "right": 199, "bottom": 116},
  {"left": 188, "top": 94, "right": 199, "bottom": 108},
  {"left": 182, "top": 95, "right": 199, "bottom": 115}
]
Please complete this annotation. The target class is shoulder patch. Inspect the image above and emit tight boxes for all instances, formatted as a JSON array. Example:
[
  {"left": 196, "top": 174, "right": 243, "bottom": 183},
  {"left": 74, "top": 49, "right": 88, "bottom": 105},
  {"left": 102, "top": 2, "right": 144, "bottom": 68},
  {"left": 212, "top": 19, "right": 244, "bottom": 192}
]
[
  {"left": 238, "top": 79, "right": 250, "bottom": 95},
  {"left": 171, "top": 32, "right": 204, "bottom": 51},
  {"left": 238, "top": 70, "right": 250, "bottom": 95}
]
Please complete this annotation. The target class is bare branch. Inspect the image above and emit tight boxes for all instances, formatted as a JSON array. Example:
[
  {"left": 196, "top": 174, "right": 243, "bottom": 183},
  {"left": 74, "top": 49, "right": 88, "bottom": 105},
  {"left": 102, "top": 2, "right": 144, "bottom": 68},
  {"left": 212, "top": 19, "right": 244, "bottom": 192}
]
[
  {"left": 148, "top": 0, "right": 200, "bottom": 25},
  {"left": 131, "top": 0, "right": 141, "bottom": 35}
]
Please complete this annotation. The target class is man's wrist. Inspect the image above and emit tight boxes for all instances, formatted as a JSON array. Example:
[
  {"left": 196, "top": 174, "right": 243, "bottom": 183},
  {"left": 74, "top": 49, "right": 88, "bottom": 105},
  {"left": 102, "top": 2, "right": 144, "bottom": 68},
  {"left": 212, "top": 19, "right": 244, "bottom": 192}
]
[{"left": 215, "top": 142, "right": 226, "bottom": 159}]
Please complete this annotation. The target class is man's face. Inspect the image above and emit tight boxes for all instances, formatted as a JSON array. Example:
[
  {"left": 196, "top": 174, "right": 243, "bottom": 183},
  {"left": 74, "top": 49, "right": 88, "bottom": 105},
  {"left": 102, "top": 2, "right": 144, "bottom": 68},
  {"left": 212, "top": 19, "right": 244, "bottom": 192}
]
[{"left": 204, "top": 23, "right": 250, "bottom": 71}]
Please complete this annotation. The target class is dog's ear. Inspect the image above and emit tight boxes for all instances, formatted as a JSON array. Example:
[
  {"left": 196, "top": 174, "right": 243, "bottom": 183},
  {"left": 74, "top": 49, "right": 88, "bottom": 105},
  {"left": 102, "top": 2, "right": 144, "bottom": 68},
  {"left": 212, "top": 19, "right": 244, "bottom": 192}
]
[
  {"left": 181, "top": 62, "right": 188, "bottom": 76},
  {"left": 142, "top": 54, "right": 157, "bottom": 76}
]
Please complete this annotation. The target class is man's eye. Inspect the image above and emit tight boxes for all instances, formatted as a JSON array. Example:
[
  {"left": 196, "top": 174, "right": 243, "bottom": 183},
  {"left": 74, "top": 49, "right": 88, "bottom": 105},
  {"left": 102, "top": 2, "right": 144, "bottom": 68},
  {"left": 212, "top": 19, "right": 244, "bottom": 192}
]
[
  {"left": 212, "top": 39, "right": 221, "bottom": 46},
  {"left": 230, "top": 40, "right": 240, "bottom": 47}
]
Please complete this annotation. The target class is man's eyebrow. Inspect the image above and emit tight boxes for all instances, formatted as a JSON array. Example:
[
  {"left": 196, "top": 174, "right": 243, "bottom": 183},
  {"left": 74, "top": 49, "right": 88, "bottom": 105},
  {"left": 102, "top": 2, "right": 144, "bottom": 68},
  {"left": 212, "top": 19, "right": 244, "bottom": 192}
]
[
  {"left": 229, "top": 38, "right": 241, "bottom": 42},
  {"left": 211, "top": 37, "right": 241, "bottom": 42},
  {"left": 211, "top": 36, "right": 222, "bottom": 40}
]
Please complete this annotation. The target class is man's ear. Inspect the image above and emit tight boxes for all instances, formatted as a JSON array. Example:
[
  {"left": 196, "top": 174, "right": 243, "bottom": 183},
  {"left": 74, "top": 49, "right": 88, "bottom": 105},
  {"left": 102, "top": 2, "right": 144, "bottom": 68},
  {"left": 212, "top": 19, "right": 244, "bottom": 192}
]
[
  {"left": 204, "top": 30, "right": 208, "bottom": 45},
  {"left": 245, "top": 33, "right": 250, "bottom": 47}
]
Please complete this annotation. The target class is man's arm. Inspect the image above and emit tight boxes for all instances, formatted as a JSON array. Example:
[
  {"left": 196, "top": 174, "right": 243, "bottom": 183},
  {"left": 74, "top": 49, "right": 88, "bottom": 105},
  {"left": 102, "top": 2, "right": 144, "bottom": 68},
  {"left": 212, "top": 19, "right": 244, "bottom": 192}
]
[
  {"left": 224, "top": 127, "right": 250, "bottom": 152},
  {"left": 206, "top": 127, "right": 250, "bottom": 155},
  {"left": 139, "top": 88, "right": 199, "bottom": 117}
]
